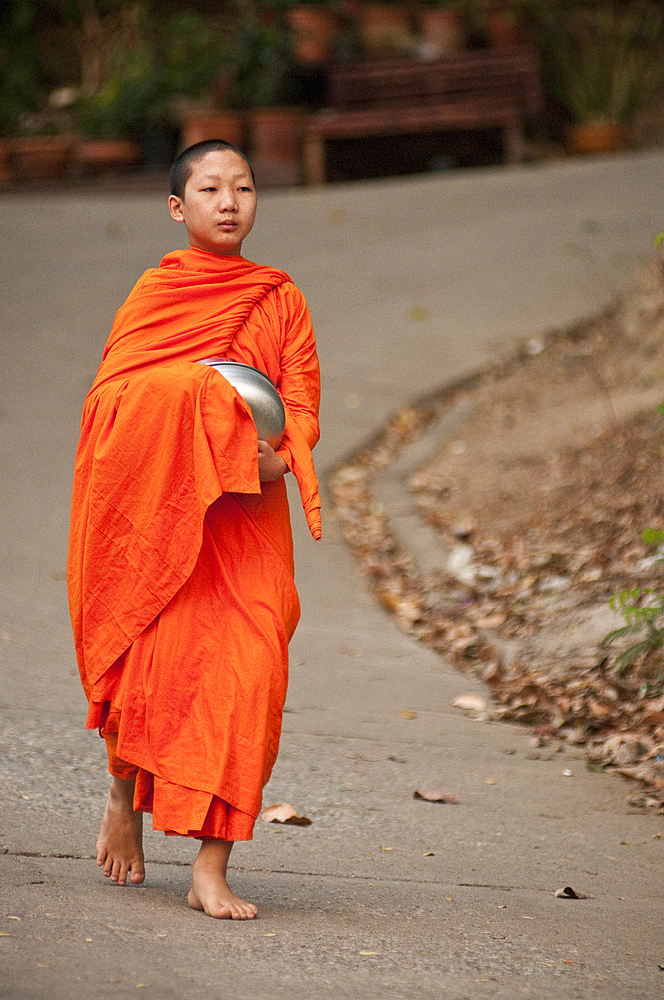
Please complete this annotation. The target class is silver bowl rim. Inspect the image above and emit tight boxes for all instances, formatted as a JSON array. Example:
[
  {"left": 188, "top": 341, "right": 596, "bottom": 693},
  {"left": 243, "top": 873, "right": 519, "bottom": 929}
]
[{"left": 197, "top": 357, "right": 279, "bottom": 391}]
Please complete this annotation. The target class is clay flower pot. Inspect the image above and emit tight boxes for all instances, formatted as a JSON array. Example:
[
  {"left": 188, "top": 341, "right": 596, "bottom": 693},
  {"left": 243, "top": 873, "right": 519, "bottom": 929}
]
[
  {"left": 419, "top": 8, "right": 468, "bottom": 57},
  {"left": 76, "top": 138, "right": 143, "bottom": 173},
  {"left": 12, "top": 136, "right": 74, "bottom": 179},
  {"left": 180, "top": 111, "right": 244, "bottom": 151},
  {"left": 566, "top": 121, "right": 629, "bottom": 156},
  {"left": 486, "top": 5, "right": 528, "bottom": 48},
  {"left": 0, "top": 140, "right": 14, "bottom": 186},
  {"left": 287, "top": 5, "right": 341, "bottom": 63},
  {"left": 357, "top": 4, "right": 413, "bottom": 58},
  {"left": 249, "top": 107, "right": 305, "bottom": 187}
]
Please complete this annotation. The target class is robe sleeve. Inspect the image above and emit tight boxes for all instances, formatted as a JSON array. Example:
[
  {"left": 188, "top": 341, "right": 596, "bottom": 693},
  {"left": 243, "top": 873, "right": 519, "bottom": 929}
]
[
  {"left": 273, "top": 283, "right": 320, "bottom": 453},
  {"left": 238, "top": 282, "right": 321, "bottom": 538}
]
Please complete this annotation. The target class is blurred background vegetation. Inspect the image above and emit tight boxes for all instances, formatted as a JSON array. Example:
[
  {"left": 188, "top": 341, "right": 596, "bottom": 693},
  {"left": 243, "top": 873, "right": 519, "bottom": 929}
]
[{"left": 1, "top": 0, "right": 663, "bottom": 181}]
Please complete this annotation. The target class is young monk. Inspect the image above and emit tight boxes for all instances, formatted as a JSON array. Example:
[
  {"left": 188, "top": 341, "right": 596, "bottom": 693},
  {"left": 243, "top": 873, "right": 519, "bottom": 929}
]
[{"left": 67, "top": 140, "right": 321, "bottom": 920}]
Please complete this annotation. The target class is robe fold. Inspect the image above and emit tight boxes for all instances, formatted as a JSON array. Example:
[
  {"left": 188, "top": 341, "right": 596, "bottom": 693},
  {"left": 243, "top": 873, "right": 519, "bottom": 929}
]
[{"left": 67, "top": 246, "right": 321, "bottom": 839}]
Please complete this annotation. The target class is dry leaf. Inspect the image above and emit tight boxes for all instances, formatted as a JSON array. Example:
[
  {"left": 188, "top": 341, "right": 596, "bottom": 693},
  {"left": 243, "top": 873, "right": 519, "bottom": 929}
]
[
  {"left": 453, "top": 694, "right": 487, "bottom": 713},
  {"left": 554, "top": 886, "right": 593, "bottom": 899},
  {"left": 378, "top": 845, "right": 393, "bottom": 851},
  {"left": 260, "top": 803, "right": 312, "bottom": 826},
  {"left": 398, "top": 710, "right": 418, "bottom": 719},
  {"left": 476, "top": 613, "right": 507, "bottom": 629},
  {"left": 413, "top": 789, "right": 458, "bottom": 804},
  {"left": 359, "top": 950, "right": 379, "bottom": 956}
]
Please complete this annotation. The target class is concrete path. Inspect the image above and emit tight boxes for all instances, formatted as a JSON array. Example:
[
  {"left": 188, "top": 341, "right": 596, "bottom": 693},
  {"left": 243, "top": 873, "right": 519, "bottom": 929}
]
[{"left": 2, "top": 151, "right": 664, "bottom": 999}]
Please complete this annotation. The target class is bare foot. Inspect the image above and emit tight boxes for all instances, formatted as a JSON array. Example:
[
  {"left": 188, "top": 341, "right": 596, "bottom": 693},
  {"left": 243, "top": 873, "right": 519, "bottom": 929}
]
[
  {"left": 188, "top": 839, "right": 257, "bottom": 920},
  {"left": 96, "top": 776, "right": 145, "bottom": 886}
]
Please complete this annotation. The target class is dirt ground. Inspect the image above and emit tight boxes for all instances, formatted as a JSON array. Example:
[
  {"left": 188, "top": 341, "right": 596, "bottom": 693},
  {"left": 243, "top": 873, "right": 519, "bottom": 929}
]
[{"left": 330, "top": 257, "right": 664, "bottom": 807}]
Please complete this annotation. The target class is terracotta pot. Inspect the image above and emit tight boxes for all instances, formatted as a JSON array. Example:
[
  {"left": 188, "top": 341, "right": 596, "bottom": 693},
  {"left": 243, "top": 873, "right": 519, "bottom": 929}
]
[
  {"left": 566, "top": 121, "right": 629, "bottom": 156},
  {"left": 249, "top": 107, "right": 305, "bottom": 187},
  {"left": 357, "top": 5, "right": 413, "bottom": 58},
  {"left": 287, "top": 5, "right": 341, "bottom": 63},
  {"left": 419, "top": 8, "right": 467, "bottom": 57},
  {"left": 486, "top": 6, "right": 528, "bottom": 48},
  {"left": 180, "top": 111, "right": 244, "bottom": 151},
  {"left": 0, "top": 140, "right": 14, "bottom": 186},
  {"left": 12, "top": 136, "right": 74, "bottom": 179},
  {"left": 76, "top": 138, "right": 143, "bottom": 173}
]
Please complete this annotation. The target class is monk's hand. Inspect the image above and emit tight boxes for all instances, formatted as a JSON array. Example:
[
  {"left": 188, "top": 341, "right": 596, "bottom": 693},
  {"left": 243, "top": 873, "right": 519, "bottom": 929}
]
[{"left": 258, "top": 440, "right": 288, "bottom": 482}]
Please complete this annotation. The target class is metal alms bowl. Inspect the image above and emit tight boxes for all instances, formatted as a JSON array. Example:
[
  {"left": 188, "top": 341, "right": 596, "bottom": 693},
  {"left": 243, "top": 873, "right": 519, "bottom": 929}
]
[{"left": 197, "top": 358, "right": 285, "bottom": 450}]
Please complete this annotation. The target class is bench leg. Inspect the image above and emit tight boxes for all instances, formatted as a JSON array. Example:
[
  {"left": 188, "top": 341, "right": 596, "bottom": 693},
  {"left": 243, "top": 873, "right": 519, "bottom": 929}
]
[
  {"left": 303, "top": 133, "right": 326, "bottom": 186},
  {"left": 503, "top": 122, "right": 524, "bottom": 164}
]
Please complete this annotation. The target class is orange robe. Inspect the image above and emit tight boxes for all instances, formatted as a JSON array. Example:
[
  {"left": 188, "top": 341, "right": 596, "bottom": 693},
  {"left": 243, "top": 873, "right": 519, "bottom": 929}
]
[{"left": 67, "top": 247, "right": 320, "bottom": 840}]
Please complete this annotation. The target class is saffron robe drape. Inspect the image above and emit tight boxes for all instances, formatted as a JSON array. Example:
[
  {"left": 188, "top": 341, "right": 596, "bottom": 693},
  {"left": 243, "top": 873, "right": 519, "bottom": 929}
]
[{"left": 67, "top": 247, "right": 321, "bottom": 838}]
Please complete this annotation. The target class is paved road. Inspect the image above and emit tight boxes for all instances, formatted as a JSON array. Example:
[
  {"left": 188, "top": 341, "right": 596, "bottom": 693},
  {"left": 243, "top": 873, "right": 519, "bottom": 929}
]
[{"left": 1, "top": 151, "right": 664, "bottom": 999}]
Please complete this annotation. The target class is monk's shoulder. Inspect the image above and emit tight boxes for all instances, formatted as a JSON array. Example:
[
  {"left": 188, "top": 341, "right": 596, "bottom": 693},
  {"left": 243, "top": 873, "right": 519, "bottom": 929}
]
[{"left": 261, "top": 278, "right": 309, "bottom": 321}]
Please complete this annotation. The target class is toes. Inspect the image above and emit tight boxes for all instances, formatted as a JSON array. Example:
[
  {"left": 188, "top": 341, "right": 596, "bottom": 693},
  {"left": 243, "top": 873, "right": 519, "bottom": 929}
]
[{"left": 129, "top": 867, "right": 145, "bottom": 885}]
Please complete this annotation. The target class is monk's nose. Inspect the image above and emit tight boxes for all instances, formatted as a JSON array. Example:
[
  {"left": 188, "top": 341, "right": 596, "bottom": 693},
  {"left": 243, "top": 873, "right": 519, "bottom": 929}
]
[{"left": 217, "top": 190, "right": 237, "bottom": 211}]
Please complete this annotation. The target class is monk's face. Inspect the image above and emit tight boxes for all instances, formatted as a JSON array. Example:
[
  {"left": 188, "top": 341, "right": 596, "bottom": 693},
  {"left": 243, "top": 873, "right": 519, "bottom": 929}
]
[{"left": 168, "top": 150, "right": 257, "bottom": 256}]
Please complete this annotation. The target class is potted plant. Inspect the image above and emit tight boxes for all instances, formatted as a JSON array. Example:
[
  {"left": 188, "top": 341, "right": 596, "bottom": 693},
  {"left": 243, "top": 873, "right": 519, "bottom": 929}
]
[
  {"left": 0, "top": 0, "right": 43, "bottom": 182},
  {"left": 74, "top": 81, "right": 144, "bottom": 172},
  {"left": 230, "top": 4, "right": 306, "bottom": 183},
  {"left": 418, "top": 2, "right": 469, "bottom": 59},
  {"left": 538, "top": 2, "right": 664, "bottom": 155},
  {"left": 355, "top": 0, "right": 416, "bottom": 59},
  {"left": 286, "top": 0, "right": 342, "bottom": 64},
  {"left": 478, "top": 1, "right": 530, "bottom": 48},
  {"left": 162, "top": 9, "right": 242, "bottom": 151},
  {"left": 12, "top": 109, "right": 76, "bottom": 180}
]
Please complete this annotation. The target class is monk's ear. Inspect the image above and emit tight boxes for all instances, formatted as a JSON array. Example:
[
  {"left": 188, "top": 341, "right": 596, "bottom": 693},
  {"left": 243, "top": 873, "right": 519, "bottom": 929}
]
[{"left": 168, "top": 194, "right": 185, "bottom": 222}]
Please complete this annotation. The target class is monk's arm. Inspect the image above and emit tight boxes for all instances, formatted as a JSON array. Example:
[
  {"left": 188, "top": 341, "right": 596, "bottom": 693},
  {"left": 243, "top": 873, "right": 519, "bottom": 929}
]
[{"left": 275, "top": 284, "right": 320, "bottom": 451}]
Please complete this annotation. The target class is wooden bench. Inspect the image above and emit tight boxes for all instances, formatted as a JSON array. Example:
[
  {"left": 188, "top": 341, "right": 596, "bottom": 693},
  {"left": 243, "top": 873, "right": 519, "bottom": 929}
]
[{"left": 303, "top": 46, "right": 543, "bottom": 185}]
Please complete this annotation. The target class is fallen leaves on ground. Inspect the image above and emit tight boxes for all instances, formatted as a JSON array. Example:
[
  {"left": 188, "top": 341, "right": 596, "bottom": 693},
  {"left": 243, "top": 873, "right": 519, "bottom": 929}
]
[
  {"left": 554, "top": 886, "right": 593, "bottom": 899},
  {"left": 260, "top": 803, "right": 312, "bottom": 826},
  {"left": 453, "top": 693, "right": 488, "bottom": 714},
  {"left": 328, "top": 261, "right": 664, "bottom": 806},
  {"left": 413, "top": 789, "right": 458, "bottom": 803}
]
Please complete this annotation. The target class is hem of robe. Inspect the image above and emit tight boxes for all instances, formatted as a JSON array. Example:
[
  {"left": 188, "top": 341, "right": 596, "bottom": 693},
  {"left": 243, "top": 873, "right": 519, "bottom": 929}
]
[{"left": 100, "top": 716, "right": 257, "bottom": 841}]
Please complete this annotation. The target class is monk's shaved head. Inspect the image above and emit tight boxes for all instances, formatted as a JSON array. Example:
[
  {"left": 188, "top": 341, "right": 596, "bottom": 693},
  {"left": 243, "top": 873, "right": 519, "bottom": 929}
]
[{"left": 170, "top": 140, "right": 255, "bottom": 200}]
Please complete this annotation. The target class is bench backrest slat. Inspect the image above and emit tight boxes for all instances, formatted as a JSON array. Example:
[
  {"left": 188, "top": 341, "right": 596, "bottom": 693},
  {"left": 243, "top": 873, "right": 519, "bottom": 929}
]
[{"left": 328, "top": 46, "right": 542, "bottom": 117}]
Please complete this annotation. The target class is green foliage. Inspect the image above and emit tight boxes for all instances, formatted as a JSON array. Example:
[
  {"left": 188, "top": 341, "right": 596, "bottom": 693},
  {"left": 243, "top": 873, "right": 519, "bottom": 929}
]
[
  {"left": 606, "top": 526, "right": 664, "bottom": 673},
  {"left": 642, "top": 528, "right": 664, "bottom": 546},
  {"left": 229, "top": 11, "right": 294, "bottom": 109},
  {"left": 537, "top": 2, "right": 664, "bottom": 125},
  {"left": 605, "top": 587, "right": 664, "bottom": 671},
  {"left": 160, "top": 10, "right": 233, "bottom": 99},
  {"left": 0, "top": 0, "right": 42, "bottom": 134}
]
